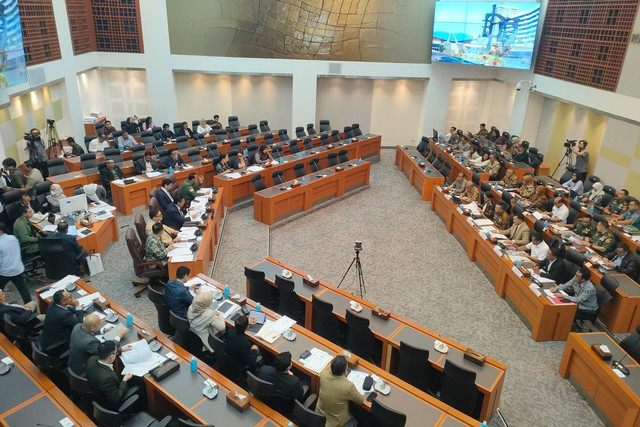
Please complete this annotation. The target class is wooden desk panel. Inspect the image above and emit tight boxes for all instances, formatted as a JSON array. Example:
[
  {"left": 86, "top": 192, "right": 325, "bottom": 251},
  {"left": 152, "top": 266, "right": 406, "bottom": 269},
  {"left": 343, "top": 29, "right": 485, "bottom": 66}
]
[
  {"left": 47, "top": 171, "right": 88, "bottom": 195},
  {"left": 395, "top": 146, "right": 445, "bottom": 202},
  {"left": 77, "top": 215, "right": 119, "bottom": 254},
  {"left": 110, "top": 178, "right": 151, "bottom": 215},
  {"left": 428, "top": 140, "right": 490, "bottom": 184}
]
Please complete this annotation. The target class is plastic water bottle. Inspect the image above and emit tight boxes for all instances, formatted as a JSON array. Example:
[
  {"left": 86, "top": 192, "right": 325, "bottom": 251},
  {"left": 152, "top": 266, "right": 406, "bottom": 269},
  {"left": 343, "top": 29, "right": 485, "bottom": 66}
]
[
  {"left": 126, "top": 312, "right": 133, "bottom": 327},
  {"left": 301, "top": 177, "right": 306, "bottom": 185},
  {"left": 279, "top": 157, "right": 283, "bottom": 164},
  {"left": 244, "top": 149, "right": 248, "bottom": 156},
  {"left": 480, "top": 422, "right": 488, "bottom": 427},
  {"left": 287, "top": 423, "right": 294, "bottom": 427},
  {"left": 295, "top": 153, "right": 300, "bottom": 159},
  {"left": 256, "top": 302, "right": 261, "bottom": 312},
  {"left": 168, "top": 166, "right": 173, "bottom": 174},
  {"left": 589, "top": 206, "right": 594, "bottom": 214},
  {"left": 516, "top": 261, "right": 522, "bottom": 267},
  {"left": 358, "top": 158, "right": 362, "bottom": 165},
  {"left": 544, "top": 220, "right": 548, "bottom": 229},
  {"left": 190, "top": 356, "right": 197, "bottom": 372},
  {"left": 119, "top": 144, "right": 124, "bottom": 152},
  {"left": 349, "top": 138, "right": 352, "bottom": 143},
  {"left": 494, "top": 182, "right": 498, "bottom": 189},
  {"left": 363, "top": 134, "right": 367, "bottom": 139},
  {"left": 574, "top": 196, "right": 579, "bottom": 202},
  {"left": 223, "top": 284, "right": 230, "bottom": 298},
  {"left": 302, "top": 151, "right": 306, "bottom": 157}
]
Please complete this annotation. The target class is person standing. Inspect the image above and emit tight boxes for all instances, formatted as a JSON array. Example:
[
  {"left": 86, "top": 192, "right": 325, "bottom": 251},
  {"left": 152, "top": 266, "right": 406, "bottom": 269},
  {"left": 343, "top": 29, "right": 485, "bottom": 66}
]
[
  {"left": 572, "top": 140, "right": 590, "bottom": 182},
  {"left": 0, "top": 222, "right": 31, "bottom": 303}
]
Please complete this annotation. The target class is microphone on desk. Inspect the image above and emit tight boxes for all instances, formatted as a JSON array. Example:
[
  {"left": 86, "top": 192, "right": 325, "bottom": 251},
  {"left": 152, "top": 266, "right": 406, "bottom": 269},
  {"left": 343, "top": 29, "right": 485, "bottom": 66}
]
[{"left": 612, "top": 331, "right": 640, "bottom": 376}]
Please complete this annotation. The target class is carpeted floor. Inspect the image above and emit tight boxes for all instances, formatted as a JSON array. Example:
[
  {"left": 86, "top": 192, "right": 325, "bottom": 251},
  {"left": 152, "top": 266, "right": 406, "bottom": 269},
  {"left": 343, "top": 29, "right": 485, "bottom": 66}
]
[{"left": 6, "top": 149, "right": 604, "bottom": 427}]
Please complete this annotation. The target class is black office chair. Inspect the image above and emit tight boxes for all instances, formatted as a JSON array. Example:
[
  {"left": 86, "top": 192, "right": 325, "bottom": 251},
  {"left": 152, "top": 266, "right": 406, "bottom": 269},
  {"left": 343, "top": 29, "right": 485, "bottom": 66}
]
[
  {"left": 601, "top": 185, "right": 616, "bottom": 207},
  {"left": 600, "top": 273, "right": 619, "bottom": 296},
  {"left": 227, "top": 149, "right": 241, "bottom": 169},
  {"left": 228, "top": 115, "right": 240, "bottom": 128},
  {"left": 295, "top": 127, "right": 306, "bottom": 138},
  {"left": 246, "top": 371, "right": 280, "bottom": 414},
  {"left": 272, "top": 170, "right": 285, "bottom": 186},
  {"left": 533, "top": 219, "right": 545, "bottom": 234},
  {"left": 246, "top": 143, "right": 259, "bottom": 165},
  {"left": 338, "top": 149, "right": 349, "bottom": 163},
  {"left": 583, "top": 175, "right": 600, "bottom": 193},
  {"left": 432, "top": 159, "right": 442, "bottom": 170},
  {"left": 320, "top": 133, "right": 330, "bottom": 146},
  {"left": 252, "top": 174, "right": 267, "bottom": 191},
  {"left": 311, "top": 295, "right": 340, "bottom": 343},
  {"left": 275, "top": 275, "right": 303, "bottom": 324},
  {"left": 397, "top": 341, "right": 434, "bottom": 395},
  {"left": 343, "top": 126, "right": 354, "bottom": 139},
  {"left": 369, "top": 398, "right": 407, "bottom": 427},
  {"left": 187, "top": 148, "right": 202, "bottom": 163},
  {"left": 327, "top": 152, "right": 338, "bottom": 166},
  {"left": 148, "top": 285, "right": 176, "bottom": 336},
  {"left": 293, "top": 163, "right": 306, "bottom": 178},
  {"left": 80, "top": 153, "right": 98, "bottom": 169},
  {"left": 102, "top": 147, "right": 123, "bottom": 163},
  {"left": 351, "top": 123, "right": 362, "bottom": 136},
  {"left": 178, "top": 418, "right": 213, "bottom": 427},
  {"left": 331, "top": 129, "right": 341, "bottom": 142},
  {"left": 175, "top": 138, "right": 190, "bottom": 150},
  {"left": 244, "top": 267, "right": 275, "bottom": 309},
  {"left": 303, "top": 137, "right": 313, "bottom": 150},
  {"left": 307, "top": 123, "right": 317, "bottom": 135},
  {"left": 564, "top": 249, "right": 586, "bottom": 267},
  {"left": 38, "top": 237, "right": 77, "bottom": 280},
  {"left": 67, "top": 366, "right": 98, "bottom": 413},
  {"left": 345, "top": 310, "right": 374, "bottom": 362},
  {"left": 169, "top": 310, "right": 203, "bottom": 357},
  {"left": 289, "top": 139, "right": 301, "bottom": 154},
  {"left": 264, "top": 133, "right": 276, "bottom": 145},
  {"left": 208, "top": 330, "right": 244, "bottom": 385},
  {"left": 294, "top": 397, "right": 325, "bottom": 427},
  {"left": 246, "top": 124, "right": 258, "bottom": 135},
  {"left": 620, "top": 326, "right": 640, "bottom": 364},
  {"left": 93, "top": 400, "right": 171, "bottom": 427},
  {"left": 260, "top": 120, "right": 270, "bottom": 132},
  {"left": 46, "top": 158, "right": 69, "bottom": 176},
  {"left": 309, "top": 158, "right": 321, "bottom": 173},
  {"left": 228, "top": 128, "right": 240, "bottom": 139},
  {"left": 439, "top": 360, "right": 480, "bottom": 417},
  {"left": 575, "top": 285, "right": 614, "bottom": 327},
  {"left": 229, "top": 139, "right": 242, "bottom": 153},
  {"left": 319, "top": 120, "right": 330, "bottom": 132},
  {"left": 213, "top": 128, "right": 228, "bottom": 142},
  {"left": 278, "top": 129, "right": 290, "bottom": 141},
  {"left": 4, "top": 313, "right": 39, "bottom": 356},
  {"left": 440, "top": 166, "right": 450, "bottom": 184}
]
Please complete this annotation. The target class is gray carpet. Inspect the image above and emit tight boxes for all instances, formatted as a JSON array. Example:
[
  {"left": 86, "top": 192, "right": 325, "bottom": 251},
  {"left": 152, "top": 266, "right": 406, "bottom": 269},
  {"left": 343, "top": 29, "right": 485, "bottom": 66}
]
[{"left": 6, "top": 149, "right": 604, "bottom": 427}]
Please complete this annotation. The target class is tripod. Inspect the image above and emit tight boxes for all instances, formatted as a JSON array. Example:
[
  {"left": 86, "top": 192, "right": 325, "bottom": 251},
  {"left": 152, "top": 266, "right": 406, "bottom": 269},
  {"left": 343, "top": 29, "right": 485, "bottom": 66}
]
[
  {"left": 337, "top": 249, "right": 366, "bottom": 299},
  {"left": 551, "top": 146, "right": 573, "bottom": 180},
  {"left": 46, "top": 122, "right": 61, "bottom": 158}
]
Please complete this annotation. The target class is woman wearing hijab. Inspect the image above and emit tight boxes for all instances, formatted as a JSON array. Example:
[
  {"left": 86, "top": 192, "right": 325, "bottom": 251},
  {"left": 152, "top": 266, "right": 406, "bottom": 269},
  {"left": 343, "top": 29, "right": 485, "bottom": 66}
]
[
  {"left": 581, "top": 182, "right": 605, "bottom": 206},
  {"left": 528, "top": 185, "right": 548, "bottom": 210},
  {"left": 45, "top": 184, "right": 66, "bottom": 213},
  {"left": 73, "top": 183, "right": 107, "bottom": 203},
  {"left": 561, "top": 172, "right": 584, "bottom": 195},
  {"left": 187, "top": 291, "right": 226, "bottom": 352},
  {"left": 516, "top": 175, "right": 536, "bottom": 200}
]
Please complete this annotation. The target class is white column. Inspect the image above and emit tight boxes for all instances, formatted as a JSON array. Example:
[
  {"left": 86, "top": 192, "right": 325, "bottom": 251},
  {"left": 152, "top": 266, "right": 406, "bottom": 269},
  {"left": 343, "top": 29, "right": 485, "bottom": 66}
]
[
  {"left": 508, "top": 89, "right": 531, "bottom": 137},
  {"left": 421, "top": 65, "right": 452, "bottom": 136},
  {"left": 291, "top": 71, "right": 317, "bottom": 131}
]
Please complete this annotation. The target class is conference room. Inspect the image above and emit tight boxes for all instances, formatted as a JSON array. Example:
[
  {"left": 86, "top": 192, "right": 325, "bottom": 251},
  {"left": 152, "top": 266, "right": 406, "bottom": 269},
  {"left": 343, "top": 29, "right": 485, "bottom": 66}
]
[{"left": 1, "top": 0, "right": 640, "bottom": 426}]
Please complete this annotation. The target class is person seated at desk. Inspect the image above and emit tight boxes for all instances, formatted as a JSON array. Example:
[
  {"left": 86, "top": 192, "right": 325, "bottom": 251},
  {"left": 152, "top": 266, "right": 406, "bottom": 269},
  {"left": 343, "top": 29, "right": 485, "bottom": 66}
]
[
  {"left": 13, "top": 206, "right": 39, "bottom": 255},
  {"left": 101, "top": 120, "right": 117, "bottom": 138},
  {"left": 465, "top": 145, "right": 480, "bottom": 161},
  {"left": 89, "top": 134, "right": 110, "bottom": 153},
  {"left": 561, "top": 172, "right": 584, "bottom": 195},
  {"left": 526, "top": 185, "right": 548, "bottom": 211},
  {"left": 449, "top": 129, "right": 463, "bottom": 146},
  {"left": 144, "top": 222, "right": 173, "bottom": 266},
  {"left": 157, "top": 179, "right": 174, "bottom": 211},
  {"left": 41, "top": 290, "right": 84, "bottom": 355},
  {"left": 20, "top": 192, "right": 46, "bottom": 215},
  {"left": 117, "top": 130, "right": 139, "bottom": 151},
  {"left": 226, "top": 314, "right": 260, "bottom": 374},
  {"left": 459, "top": 181, "right": 479, "bottom": 204},
  {"left": 547, "top": 196, "right": 569, "bottom": 223},
  {"left": 566, "top": 216, "right": 596, "bottom": 239},
  {"left": 580, "top": 182, "right": 605, "bottom": 207},
  {"left": 86, "top": 341, "right": 135, "bottom": 411},
  {"left": 604, "top": 189, "right": 629, "bottom": 216},
  {"left": 164, "top": 266, "right": 199, "bottom": 318},
  {"left": 162, "top": 195, "right": 187, "bottom": 230},
  {"left": 500, "top": 213, "right": 530, "bottom": 245},
  {"left": 46, "top": 184, "right": 66, "bottom": 214},
  {"left": 613, "top": 199, "right": 640, "bottom": 229},
  {"left": 484, "top": 154, "right": 501, "bottom": 180},
  {"left": 2, "top": 158, "right": 25, "bottom": 189},
  {"left": 514, "top": 175, "right": 535, "bottom": 201},
  {"left": 163, "top": 149, "right": 186, "bottom": 170},
  {"left": 0, "top": 289, "right": 43, "bottom": 326},
  {"left": 316, "top": 355, "right": 364, "bottom": 427},
  {"left": 123, "top": 116, "right": 141, "bottom": 134},
  {"left": 0, "top": 224, "right": 32, "bottom": 304},
  {"left": 551, "top": 267, "right": 597, "bottom": 323},
  {"left": 160, "top": 123, "right": 175, "bottom": 141},
  {"left": 211, "top": 115, "right": 223, "bottom": 130},
  {"left": 134, "top": 151, "right": 159, "bottom": 175},
  {"left": 499, "top": 168, "right": 519, "bottom": 188},
  {"left": 257, "top": 351, "right": 306, "bottom": 402},
  {"left": 100, "top": 159, "right": 125, "bottom": 188},
  {"left": 512, "top": 143, "right": 530, "bottom": 164},
  {"left": 176, "top": 121, "right": 193, "bottom": 138},
  {"left": 601, "top": 243, "right": 640, "bottom": 279},
  {"left": 53, "top": 222, "right": 88, "bottom": 274},
  {"left": 457, "top": 136, "right": 471, "bottom": 153},
  {"left": 533, "top": 248, "right": 565, "bottom": 281},
  {"left": 178, "top": 173, "right": 204, "bottom": 204},
  {"left": 481, "top": 192, "right": 496, "bottom": 218},
  {"left": 470, "top": 153, "right": 489, "bottom": 168},
  {"left": 66, "top": 137, "right": 85, "bottom": 156},
  {"left": 493, "top": 201, "right": 510, "bottom": 231},
  {"left": 476, "top": 122, "right": 489, "bottom": 138},
  {"left": 74, "top": 183, "right": 107, "bottom": 204},
  {"left": 23, "top": 160, "right": 44, "bottom": 197},
  {"left": 445, "top": 172, "right": 466, "bottom": 194},
  {"left": 187, "top": 291, "right": 225, "bottom": 353},
  {"left": 584, "top": 220, "right": 617, "bottom": 256},
  {"left": 253, "top": 145, "right": 273, "bottom": 165},
  {"left": 519, "top": 232, "right": 549, "bottom": 261},
  {"left": 68, "top": 314, "right": 129, "bottom": 377},
  {"left": 146, "top": 208, "right": 179, "bottom": 246},
  {"left": 142, "top": 116, "right": 155, "bottom": 132},
  {"left": 197, "top": 119, "right": 212, "bottom": 135}
]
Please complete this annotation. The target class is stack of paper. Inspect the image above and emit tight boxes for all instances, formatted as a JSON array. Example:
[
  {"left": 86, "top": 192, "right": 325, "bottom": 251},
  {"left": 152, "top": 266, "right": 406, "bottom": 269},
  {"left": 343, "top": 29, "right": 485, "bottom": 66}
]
[
  {"left": 168, "top": 247, "right": 193, "bottom": 258},
  {"left": 270, "top": 316, "right": 296, "bottom": 335},
  {"left": 255, "top": 320, "right": 281, "bottom": 344},
  {"left": 121, "top": 340, "right": 166, "bottom": 377},
  {"left": 300, "top": 348, "right": 332, "bottom": 373},
  {"left": 225, "top": 172, "right": 242, "bottom": 179},
  {"left": 76, "top": 292, "right": 105, "bottom": 308},
  {"left": 347, "top": 370, "right": 370, "bottom": 395},
  {"left": 473, "top": 218, "right": 494, "bottom": 227},
  {"left": 39, "top": 275, "right": 80, "bottom": 299},
  {"left": 177, "top": 227, "right": 198, "bottom": 241},
  {"left": 146, "top": 171, "right": 163, "bottom": 178},
  {"left": 246, "top": 166, "right": 264, "bottom": 173}
]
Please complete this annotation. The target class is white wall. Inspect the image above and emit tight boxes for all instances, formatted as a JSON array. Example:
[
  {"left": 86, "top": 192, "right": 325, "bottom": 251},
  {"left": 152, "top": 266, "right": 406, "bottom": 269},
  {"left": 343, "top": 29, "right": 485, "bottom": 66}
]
[{"left": 316, "top": 78, "right": 374, "bottom": 135}]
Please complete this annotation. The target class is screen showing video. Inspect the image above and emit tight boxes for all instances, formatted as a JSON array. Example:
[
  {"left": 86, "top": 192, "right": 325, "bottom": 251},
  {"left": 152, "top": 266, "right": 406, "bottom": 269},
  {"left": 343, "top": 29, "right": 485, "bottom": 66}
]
[{"left": 0, "top": 0, "right": 28, "bottom": 89}]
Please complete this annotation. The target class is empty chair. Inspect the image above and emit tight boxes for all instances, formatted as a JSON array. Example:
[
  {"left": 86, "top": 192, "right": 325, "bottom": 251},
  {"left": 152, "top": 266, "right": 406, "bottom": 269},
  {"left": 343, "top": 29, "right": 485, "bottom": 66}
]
[
  {"left": 278, "top": 129, "right": 290, "bottom": 141},
  {"left": 172, "top": 122, "right": 183, "bottom": 134},
  {"left": 427, "top": 150, "right": 436, "bottom": 164},
  {"left": 289, "top": 139, "right": 301, "bottom": 154},
  {"left": 271, "top": 145, "right": 283, "bottom": 159},
  {"left": 567, "top": 206, "right": 580, "bottom": 224},
  {"left": 309, "top": 158, "right": 321, "bottom": 172},
  {"left": 369, "top": 398, "right": 407, "bottom": 427},
  {"left": 228, "top": 115, "right": 240, "bottom": 128},
  {"left": 294, "top": 398, "right": 326, "bottom": 427},
  {"left": 601, "top": 273, "right": 619, "bottom": 296},
  {"left": 338, "top": 149, "right": 349, "bottom": 163},
  {"left": 244, "top": 267, "right": 275, "bottom": 309},
  {"left": 439, "top": 360, "right": 480, "bottom": 417},
  {"left": 80, "top": 153, "right": 98, "bottom": 169},
  {"left": 186, "top": 147, "right": 202, "bottom": 163},
  {"left": 141, "top": 133, "right": 156, "bottom": 146},
  {"left": 327, "top": 152, "right": 338, "bottom": 166},
  {"left": 275, "top": 275, "right": 303, "bottom": 323},
  {"left": 330, "top": 129, "right": 341, "bottom": 142},
  {"left": 264, "top": 133, "right": 276, "bottom": 145},
  {"left": 397, "top": 341, "right": 434, "bottom": 394},
  {"left": 47, "top": 158, "right": 68, "bottom": 176},
  {"left": 246, "top": 135, "right": 256, "bottom": 146},
  {"left": 345, "top": 310, "right": 374, "bottom": 361},
  {"left": 259, "top": 120, "right": 270, "bottom": 132},
  {"left": 214, "top": 128, "right": 228, "bottom": 142},
  {"left": 193, "top": 133, "right": 206, "bottom": 146},
  {"left": 152, "top": 126, "right": 163, "bottom": 140},
  {"left": 103, "top": 148, "right": 123, "bottom": 163},
  {"left": 295, "top": 126, "right": 306, "bottom": 138},
  {"left": 272, "top": 169, "right": 285, "bottom": 185},
  {"left": 432, "top": 158, "right": 442, "bottom": 170},
  {"left": 176, "top": 137, "right": 190, "bottom": 150},
  {"left": 440, "top": 166, "right": 451, "bottom": 183},
  {"left": 152, "top": 140, "right": 166, "bottom": 155},
  {"left": 471, "top": 173, "right": 480, "bottom": 186},
  {"left": 302, "top": 137, "right": 313, "bottom": 150},
  {"left": 148, "top": 285, "right": 175, "bottom": 336},
  {"left": 502, "top": 191, "right": 514, "bottom": 205},
  {"left": 320, "top": 133, "right": 330, "bottom": 146},
  {"left": 131, "top": 143, "right": 146, "bottom": 154},
  {"left": 227, "top": 127, "right": 240, "bottom": 139},
  {"left": 252, "top": 174, "right": 266, "bottom": 191},
  {"left": 248, "top": 124, "right": 259, "bottom": 134},
  {"left": 343, "top": 126, "right": 353, "bottom": 139},
  {"left": 229, "top": 139, "right": 242, "bottom": 153},
  {"left": 319, "top": 120, "right": 331, "bottom": 132},
  {"left": 92, "top": 400, "right": 170, "bottom": 427},
  {"left": 191, "top": 120, "right": 200, "bottom": 130},
  {"left": 311, "top": 295, "right": 340, "bottom": 343},
  {"left": 293, "top": 162, "right": 306, "bottom": 178},
  {"left": 351, "top": 123, "right": 362, "bottom": 136}
]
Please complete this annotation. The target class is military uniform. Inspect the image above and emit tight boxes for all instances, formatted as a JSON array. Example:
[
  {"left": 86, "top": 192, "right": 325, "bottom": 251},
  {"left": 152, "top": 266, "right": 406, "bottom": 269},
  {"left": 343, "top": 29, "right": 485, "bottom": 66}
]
[
  {"left": 502, "top": 174, "right": 519, "bottom": 187},
  {"left": 177, "top": 179, "right": 203, "bottom": 203},
  {"left": 574, "top": 221, "right": 596, "bottom": 238},
  {"left": 608, "top": 198, "right": 628, "bottom": 215},
  {"left": 591, "top": 230, "right": 616, "bottom": 255},
  {"left": 449, "top": 135, "right": 462, "bottom": 146},
  {"left": 622, "top": 209, "right": 640, "bottom": 229},
  {"left": 493, "top": 211, "right": 510, "bottom": 230}
]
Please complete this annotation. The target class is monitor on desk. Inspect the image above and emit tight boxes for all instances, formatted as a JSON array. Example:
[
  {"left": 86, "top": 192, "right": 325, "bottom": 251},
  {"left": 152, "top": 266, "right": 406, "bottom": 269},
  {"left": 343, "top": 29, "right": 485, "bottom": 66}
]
[
  {"left": 433, "top": 129, "right": 439, "bottom": 140},
  {"left": 60, "top": 194, "right": 88, "bottom": 216}
]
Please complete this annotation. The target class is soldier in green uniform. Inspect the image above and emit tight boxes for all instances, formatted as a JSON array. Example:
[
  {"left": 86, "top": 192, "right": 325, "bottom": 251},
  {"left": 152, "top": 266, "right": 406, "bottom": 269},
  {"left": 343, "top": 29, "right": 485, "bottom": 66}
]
[
  {"left": 586, "top": 220, "right": 616, "bottom": 256},
  {"left": 569, "top": 216, "right": 596, "bottom": 239},
  {"left": 604, "top": 189, "right": 629, "bottom": 216},
  {"left": 177, "top": 172, "right": 204, "bottom": 203}
]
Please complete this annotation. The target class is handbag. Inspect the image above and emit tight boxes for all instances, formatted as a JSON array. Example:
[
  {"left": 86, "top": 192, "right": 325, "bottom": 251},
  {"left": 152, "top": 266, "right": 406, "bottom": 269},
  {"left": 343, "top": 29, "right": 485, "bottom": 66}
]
[{"left": 86, "top": 253, "right": 104, "bottom": 276}]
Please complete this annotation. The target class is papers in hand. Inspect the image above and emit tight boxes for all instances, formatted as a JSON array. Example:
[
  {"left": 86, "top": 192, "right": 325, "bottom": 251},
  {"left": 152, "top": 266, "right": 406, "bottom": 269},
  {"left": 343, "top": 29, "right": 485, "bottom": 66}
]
[
  {"left": 103, "top": 323, "right": 126, "bottom": 341},
  {"left": 120, "top": 339, "right": 166, "bottom": 377},
  {"left": 300, "top": 348, "right": 332, "bottom": 373}
]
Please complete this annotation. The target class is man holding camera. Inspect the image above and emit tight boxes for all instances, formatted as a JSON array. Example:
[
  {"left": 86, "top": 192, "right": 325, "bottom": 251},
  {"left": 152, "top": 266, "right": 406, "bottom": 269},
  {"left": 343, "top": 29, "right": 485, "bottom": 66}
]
[
  {"left": 572, "top": 140, "right": 589, "bottom": 182},
  {"left": 25, "top": 128, "right": 49, "bottom": 178}
]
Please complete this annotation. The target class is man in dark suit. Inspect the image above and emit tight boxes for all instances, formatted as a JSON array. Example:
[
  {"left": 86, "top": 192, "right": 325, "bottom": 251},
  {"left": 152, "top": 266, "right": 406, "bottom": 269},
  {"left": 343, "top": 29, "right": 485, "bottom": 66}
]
[
  {"left": 156, "top": 179, "right": 174, "bottom": 212},
  {"left": 86, "top": 340, "right": 133, "bottom": 410},
  {"left": 162, "top": 149, "right": 186, "bottom": 169},
  {"left": 68, "top": 313, "right": 129, "bottom": 377},
  {"left": 0, "top": 289, "right": 43, "bottom": 326},
  {"left": 602, "top": 243, "right": 640, "bottom": 280},
  {"left": 134, "top": 152, "right": 159, "bottom": 175},
  {"left": 162, "top": 194, "right": 187, "bottom": 230},
  {"left": 52, "top": 222, "right": 88, "bottom": 274},
  {"left": 226, "top": 314, "right": 260, "bottom": 373},
  {"left": 40, "top": 289, "right": 84, "bottom": 355},
  {"left": 257, "top": 351, "right": 305, "bottom": 401},
  {"left": 533, "top": 247, "right": 566, "bottom": 283},
  {"left": 176, "top": 121, "right": 193, "bottom": 138},
  {"left": 99, "top": 160, "right": 124, "bottom": 188}
]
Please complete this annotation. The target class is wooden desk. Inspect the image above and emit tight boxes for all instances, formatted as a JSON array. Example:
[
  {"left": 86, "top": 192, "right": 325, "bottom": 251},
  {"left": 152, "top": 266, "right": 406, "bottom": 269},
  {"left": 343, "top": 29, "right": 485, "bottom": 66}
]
[
  {"left": 196, "top": 273, "right": 479, "bottom": 426},
  {"left": 47, "top": 171, "right": 88, "bottom": 195},
  {"left": 253, "top": 161, "right": 370, "bottom": 225},
  {"left": 77, "top": 214, "right": 120, "bottom": 254},
  {"left": 84, "top": 115, "right": 106, "bottom": 136},
  {"left": 598, "top": 274, "right": 640, "bottom": 333},
  {"left": 110, "top": 177, "right": 151, "bottom": 215},
  {"left": 428, "top": 140, "right": 490, "bottom": 184},
  {"left": 36, "top": 278, "right": 290, "bottom": 426},
  {"left": 559, "top": 332, "right": 640, "bottom": 427},
  {"left": 248, "top": 258, "right": 506, "bottom": 421},
  {"left": 395, "top": 146, "right": 445, "bottom": 202},
  {"left": 0, "top": 333, "right": 92, "bottom": 426}
]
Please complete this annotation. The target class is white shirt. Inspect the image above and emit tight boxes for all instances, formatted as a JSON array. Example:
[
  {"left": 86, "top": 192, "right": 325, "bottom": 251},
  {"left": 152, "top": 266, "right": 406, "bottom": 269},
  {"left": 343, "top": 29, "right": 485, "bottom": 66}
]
[
  {"left": 552, "top": 204, "right": 569, "bottom": 223},
  {"left": 0, "top": 234, "right": 24, "bottom": 276},
  {"left": 527, "top": 240, "right": 549, "bottom": 261},
  {"left": 197, "top": 124, "right": 212, "bottom": 134},
  {"left": 89, "top": 138, "right": 110, "bottom": 153}
]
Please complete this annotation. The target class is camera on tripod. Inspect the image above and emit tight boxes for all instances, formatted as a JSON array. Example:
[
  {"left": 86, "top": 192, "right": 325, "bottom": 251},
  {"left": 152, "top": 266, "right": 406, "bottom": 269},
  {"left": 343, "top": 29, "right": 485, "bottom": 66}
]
[
  {"left": 354, "top": 241, "right": 362, "bottom": 252},
  {"left": 563, "top": 139, "right": 577, "bottom": 148},
  {"left": 47, "top": 118, "right": 55, "bottom": 127}
]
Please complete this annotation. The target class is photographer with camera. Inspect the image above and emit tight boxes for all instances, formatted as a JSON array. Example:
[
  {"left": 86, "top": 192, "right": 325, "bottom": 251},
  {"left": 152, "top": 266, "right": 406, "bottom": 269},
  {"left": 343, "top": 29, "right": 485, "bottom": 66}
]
[
  {"left": 572, "top": 139, "right": 589, "bottom": 182},
  {"left": 24, "top": 127, "right": 49, "bottom": 178}
]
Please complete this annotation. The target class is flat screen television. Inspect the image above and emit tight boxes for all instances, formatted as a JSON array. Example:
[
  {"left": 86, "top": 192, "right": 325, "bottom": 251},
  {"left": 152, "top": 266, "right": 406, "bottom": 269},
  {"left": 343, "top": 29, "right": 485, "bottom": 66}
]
[
  {"left": 0, "top": 0, "right": 28, "bottom": 89},
  {"left": 431, "top": 1, "right": 540, "bottom": 70}
]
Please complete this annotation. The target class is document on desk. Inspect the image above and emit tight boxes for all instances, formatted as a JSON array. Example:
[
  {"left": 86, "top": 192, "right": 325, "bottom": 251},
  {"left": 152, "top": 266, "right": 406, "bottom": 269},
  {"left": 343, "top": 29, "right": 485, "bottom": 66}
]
[
  {"left": 145, "top": 171, "right": 163, "bottom": 178},
  {"left": 103, "top": 323, "right": 126, "bottom": 341},
  {"left": 112, "top": 179, "right": 125, "bottom": 185},
  {"left": 255, "top": 320, "right": 281, "bottom": 344},
  {"left": 76, "top": 292, "right": 105, "bottom": 308},
  {"left": 473, "top": 218, "right": 494, "bottom": 227},
  {"left": 171, "top": 254, "right": 193, "bottom": 263},
  {"left": 301, "top": 348, "right": 332, "bottom": 374},
  {"left": 246, "top": 166, "right": 264, "bottom": 173},
  {"left": 225, "top": 172, "right": 242, "bottom": 179},
  {"left": 168, "top": 247, "right": 192, "bottom": 257},
  {"left": 39, "top": 275, "right": 80, "bottom": 299},
  {"left": 121, "top": 340, "right": 166, "bottom": 377},
  {"left": 270, "top": 315, "right": 296, "bottom": 335},
  {"left": 347, "top": 370, "right": 370, "bottom": 395}
]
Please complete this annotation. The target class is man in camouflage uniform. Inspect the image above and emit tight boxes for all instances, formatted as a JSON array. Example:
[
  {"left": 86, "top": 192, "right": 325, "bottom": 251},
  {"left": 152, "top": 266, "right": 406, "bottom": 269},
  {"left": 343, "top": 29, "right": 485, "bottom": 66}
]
[
  {"left": 586, "top": 220, "right": 616, "bottom": 256},
  {"left": 570, "top": 216, "right": 596, "bottom": 239},
  {"left": 604, "top": 189, "right": 629, "bottom": 216}
]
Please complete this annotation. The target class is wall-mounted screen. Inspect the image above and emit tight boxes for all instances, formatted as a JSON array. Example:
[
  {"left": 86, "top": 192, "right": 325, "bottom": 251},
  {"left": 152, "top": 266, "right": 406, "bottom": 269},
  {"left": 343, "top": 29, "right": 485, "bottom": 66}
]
[
  {"left": 0, "top": 0, "right": 27, "bottom": 89},
  {"left": 432, "top": 1, "right": 540, "bottom": 70}
]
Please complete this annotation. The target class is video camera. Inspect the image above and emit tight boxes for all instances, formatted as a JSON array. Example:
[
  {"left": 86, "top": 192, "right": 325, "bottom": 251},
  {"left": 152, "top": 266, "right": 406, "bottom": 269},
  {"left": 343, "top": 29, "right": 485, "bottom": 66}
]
[
  {"left": 354, "top": 241, "right": 363, "bottom": 252},
  {"left": 563, "top": 139, "right": 577, "bottom": 148}
]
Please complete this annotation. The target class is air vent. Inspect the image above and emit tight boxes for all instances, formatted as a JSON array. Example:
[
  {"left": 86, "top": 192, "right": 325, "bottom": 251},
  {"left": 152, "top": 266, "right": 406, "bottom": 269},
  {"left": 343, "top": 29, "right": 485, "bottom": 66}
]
[
  {"left": 328, "top": 63, "right": 342, "bottom": 75},
  {"left": 28, "top": 67, "right": 46, "bottom": 86}
]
